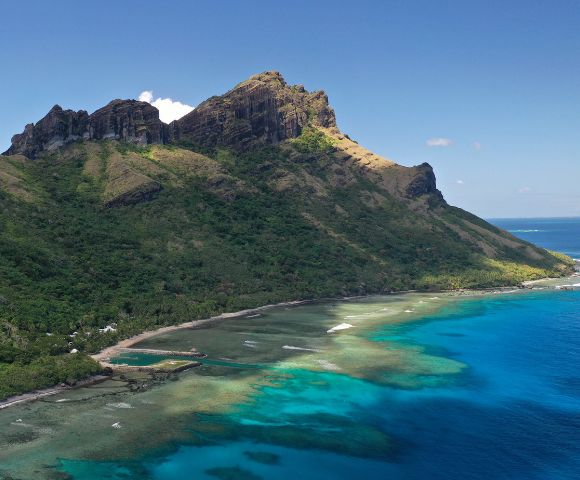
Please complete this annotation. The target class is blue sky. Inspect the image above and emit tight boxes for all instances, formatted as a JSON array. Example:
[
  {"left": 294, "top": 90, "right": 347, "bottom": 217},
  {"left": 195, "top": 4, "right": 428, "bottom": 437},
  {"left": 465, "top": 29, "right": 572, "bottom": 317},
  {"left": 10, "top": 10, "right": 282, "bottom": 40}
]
[{"left": 1, "top": 0, "right": 578, "bottom": 218}]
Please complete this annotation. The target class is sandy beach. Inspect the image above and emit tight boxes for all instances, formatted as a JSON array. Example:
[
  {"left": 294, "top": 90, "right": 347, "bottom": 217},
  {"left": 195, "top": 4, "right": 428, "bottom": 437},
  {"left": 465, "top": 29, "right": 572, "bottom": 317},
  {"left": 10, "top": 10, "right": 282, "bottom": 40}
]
[
  {"left": 0, "top": 301, "right": 305, "bottom": 411},
  {"left": 0, "top": 375, "right": 111, "bottom": 411},
  {"left": 91, "top": 282, "right": 550, "bottom": 368},
  {"left": 92, "top": 299, "right": 310, "bottom": 367},
  {"left": 1, "top": 276, "right": 571, "bottom": 412}
]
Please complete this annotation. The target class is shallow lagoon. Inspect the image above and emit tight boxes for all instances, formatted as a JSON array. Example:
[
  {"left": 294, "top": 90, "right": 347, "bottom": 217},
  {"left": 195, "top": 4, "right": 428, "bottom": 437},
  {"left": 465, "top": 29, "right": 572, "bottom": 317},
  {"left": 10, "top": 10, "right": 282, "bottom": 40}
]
[{"left": 1, "top": 288, "right": 579, "bottom": 479}]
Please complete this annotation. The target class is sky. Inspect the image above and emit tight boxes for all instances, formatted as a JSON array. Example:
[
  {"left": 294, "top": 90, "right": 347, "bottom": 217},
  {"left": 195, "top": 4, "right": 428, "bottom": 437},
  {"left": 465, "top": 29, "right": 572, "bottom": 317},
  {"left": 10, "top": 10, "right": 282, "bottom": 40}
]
[{"left": 1, "top": 0, "right": 579, "bottom": 218}]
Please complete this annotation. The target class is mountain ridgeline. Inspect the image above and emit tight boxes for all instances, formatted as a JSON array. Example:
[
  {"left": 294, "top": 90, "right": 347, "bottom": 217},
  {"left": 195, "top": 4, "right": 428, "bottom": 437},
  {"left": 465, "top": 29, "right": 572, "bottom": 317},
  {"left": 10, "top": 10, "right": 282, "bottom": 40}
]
[{"left": 0, "top": 72, "right": 572, "bottom": 399}]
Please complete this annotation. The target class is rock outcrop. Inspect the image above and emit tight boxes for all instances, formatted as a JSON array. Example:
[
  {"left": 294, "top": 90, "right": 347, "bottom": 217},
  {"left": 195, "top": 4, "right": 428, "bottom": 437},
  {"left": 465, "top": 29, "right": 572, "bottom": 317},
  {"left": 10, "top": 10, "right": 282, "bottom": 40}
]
[
  {"left": 170, "top": 71, "right": 336, "bottom": 149},
  {"left": 6, "top": 106, "right": 90, "bottom": 158},
  {"left": 2, "top": 72, "right": 441, "bottom": 204},
  {"left": 4, "top": 72, "right": 336, "bottom": 158},
  {"left": 4, "top": 100, "right": 165, "bottom": 158},
  {"left": 403, "top": 163, "right": 440, "bottom": 199},
  {"left": 88, "top": 100, "right": 166, "bottom": 145},
  {"left": 317, "top": 127, "right": 443, "bottom": 203}
]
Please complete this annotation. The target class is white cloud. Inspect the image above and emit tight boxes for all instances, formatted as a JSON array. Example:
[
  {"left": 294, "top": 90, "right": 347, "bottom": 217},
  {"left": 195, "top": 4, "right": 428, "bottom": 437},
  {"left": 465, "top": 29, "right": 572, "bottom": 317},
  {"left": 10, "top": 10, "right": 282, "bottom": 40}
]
[
  {"left": 138, "top": 90, "right": 194, "bottom": 124},
  {"left": 518, "top": 186, "right": 532, "bottom": 194},
  {"left": 456, "top": 180, "right": 464, "bottom": 184},
  {"left": 139, "top": 90, "right": 153, "bottom": 103},
  {"left": 426, "top": 137, "right": 453, "bottom": 147}
]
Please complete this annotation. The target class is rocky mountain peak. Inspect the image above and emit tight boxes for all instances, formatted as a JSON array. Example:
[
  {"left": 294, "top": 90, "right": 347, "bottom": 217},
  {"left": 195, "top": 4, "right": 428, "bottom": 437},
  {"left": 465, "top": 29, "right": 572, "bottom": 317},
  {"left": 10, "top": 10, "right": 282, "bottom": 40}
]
[
  {"left": 5, "top": 105, "right": 90, "bottom": 158},
  {"left": 88, "top": 99, "right": 165, "bottom": 145},
  {"left": 4, "top": 72, "right": 340, "bottom": 158},
  {"left": 169, "top": 71, "right": 337, "bottom": 149},
  {"left": 4, "top": 100, "right": 165, "bottom": 158},
  {"left": 246, "top": 70, "right": 286, "bottom": 83}
]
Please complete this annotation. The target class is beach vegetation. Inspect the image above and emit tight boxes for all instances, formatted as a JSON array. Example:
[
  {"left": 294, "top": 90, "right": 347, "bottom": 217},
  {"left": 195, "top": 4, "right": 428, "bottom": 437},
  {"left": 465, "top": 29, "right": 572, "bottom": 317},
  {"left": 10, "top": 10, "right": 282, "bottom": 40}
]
[{"left": 0, "top": 140, "right": 572, "bottom": 400}]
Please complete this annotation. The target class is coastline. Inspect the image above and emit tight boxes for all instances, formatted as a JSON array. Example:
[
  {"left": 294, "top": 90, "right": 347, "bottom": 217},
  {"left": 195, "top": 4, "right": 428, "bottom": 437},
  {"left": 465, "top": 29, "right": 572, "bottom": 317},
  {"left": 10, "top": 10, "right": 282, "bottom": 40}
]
[
  {"left": 2, "top": 273, "right": 576, "bottom": 412},
  {"left": 92, "top": 267, "right": 580, "bottom": 368},
  {"left": 0, "top": 375, "right": 110, "bottom": 411},
  {"left": 91, "top": 299, "right": 311, "bottom": 368},
  {"left": 90, "top": 287, "right": 509, "bottom": 367},
  {"left": 90, "top": 277, "right": 577, "bottom": 368},
  {"left": 0, "top": 300, "right": 311, "bottom": 409}
]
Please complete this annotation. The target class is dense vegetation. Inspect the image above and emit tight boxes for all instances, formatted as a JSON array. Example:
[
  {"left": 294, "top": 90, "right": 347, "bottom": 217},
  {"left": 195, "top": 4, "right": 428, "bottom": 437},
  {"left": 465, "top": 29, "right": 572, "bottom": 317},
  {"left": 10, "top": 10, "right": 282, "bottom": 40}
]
[
  {"left": 0, "top": 135, "right": 573, "bottom": 400},
  {"left": 0, "top": 354, "right": 101, "bottom": 400}
]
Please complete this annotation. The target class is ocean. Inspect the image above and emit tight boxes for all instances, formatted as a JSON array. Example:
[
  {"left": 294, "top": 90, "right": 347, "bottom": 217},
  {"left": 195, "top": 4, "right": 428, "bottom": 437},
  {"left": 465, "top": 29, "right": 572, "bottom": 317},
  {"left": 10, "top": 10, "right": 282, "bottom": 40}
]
[
  {"left": 0, "top": 218, "right": 579, "bottom": 479},
  {"left": 491, "top": 217, "right": 580, "bottom": 259}
]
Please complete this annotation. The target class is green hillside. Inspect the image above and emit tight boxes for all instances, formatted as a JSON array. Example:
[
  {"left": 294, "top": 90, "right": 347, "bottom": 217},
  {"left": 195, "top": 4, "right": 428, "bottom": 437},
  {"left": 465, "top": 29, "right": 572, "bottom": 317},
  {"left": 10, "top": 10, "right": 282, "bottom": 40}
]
[{"left": 0, "top": 73, "right": 572, "bottom": 400}]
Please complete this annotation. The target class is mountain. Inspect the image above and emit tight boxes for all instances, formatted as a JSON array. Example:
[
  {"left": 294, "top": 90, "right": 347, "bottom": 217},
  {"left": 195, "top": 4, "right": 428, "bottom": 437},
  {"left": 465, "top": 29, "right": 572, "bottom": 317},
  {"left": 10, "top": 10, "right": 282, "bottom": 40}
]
[{"left": 0, "top": 72, "right": 572, "bottom": 399}]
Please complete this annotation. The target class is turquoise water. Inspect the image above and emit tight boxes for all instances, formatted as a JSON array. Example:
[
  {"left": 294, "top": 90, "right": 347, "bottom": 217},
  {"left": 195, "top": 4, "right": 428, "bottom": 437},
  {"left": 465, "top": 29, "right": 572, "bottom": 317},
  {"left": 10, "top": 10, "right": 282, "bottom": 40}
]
[
  {"left": 2, "top": 219, "right": 580, "bottom": 479},
  {"left": 110, "top": 351, "right": 264, "bottom": 369},
  {"left": 376, "top": 291, "right": 580, "bottom": 479},
  {"left": 56, "top": 289, "right": 580, "bottom": 480}
]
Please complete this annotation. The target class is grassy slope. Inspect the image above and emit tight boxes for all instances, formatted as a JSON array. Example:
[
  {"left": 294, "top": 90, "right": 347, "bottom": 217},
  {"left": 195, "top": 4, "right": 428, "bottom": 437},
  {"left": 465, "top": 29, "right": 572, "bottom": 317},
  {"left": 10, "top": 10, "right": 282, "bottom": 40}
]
[{"left": 0, "top": 137, "right": 572, "bottom": 399}]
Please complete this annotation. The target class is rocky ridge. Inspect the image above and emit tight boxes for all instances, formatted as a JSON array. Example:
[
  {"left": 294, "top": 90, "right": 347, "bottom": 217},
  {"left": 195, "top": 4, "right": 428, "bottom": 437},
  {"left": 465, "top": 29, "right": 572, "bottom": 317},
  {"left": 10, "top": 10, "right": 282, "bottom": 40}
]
[
  {"left": 3, "top": 71, "right": 441, "bottom": 203},
  {"left": 5, "top": 72, "right": 336, "bottom": 158},
  {"left": 5, "top": 72, "right": 337, "bottom": 158},
  {"left": 168, "top": 71, "right": 336, "bottom": 148},
  {"left": 5, "top": 100, "right": 165, "bottom": 159}
]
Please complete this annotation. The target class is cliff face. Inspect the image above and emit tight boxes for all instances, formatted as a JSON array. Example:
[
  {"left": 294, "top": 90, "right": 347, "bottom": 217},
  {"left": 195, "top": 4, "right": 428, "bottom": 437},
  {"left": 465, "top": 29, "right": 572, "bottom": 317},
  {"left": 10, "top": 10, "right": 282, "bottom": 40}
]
[
  {"left": 88, "top": 99, "right": 166, "bottom": 145},
  {"left": 169, "top": 71, "right": 336, "bottom": 148},
  {"left": 5, "top": 100, "right": 165, "bottom": 158},
  {"left": 4, "top": 71, "right": 442, "bottom": 205},
  {"left": 4, "top": 71, "right": 337, "bottom": 158},
  {"left": 6, "top": 106, "right": 90, "bottom": 158},
  {"left": 0, "top": 70, "right": 573, "bottom": 409}
]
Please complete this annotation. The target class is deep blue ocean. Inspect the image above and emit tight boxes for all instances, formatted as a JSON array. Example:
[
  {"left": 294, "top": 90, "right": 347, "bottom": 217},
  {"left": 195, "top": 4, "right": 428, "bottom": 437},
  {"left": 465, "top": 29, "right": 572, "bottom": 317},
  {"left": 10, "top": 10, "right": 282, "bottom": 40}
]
[
  {"left": 137, "top": 218, "right": 580, "bottom": 479},
  {"left": 491, "top": 217, "right": 580, "bottom": 259},
  {"left": 6, "top": 218, "right": 579, "bottom": 480},
  {"left": 141, "top": 289, "right": 580, "bottom": 480},
  {"left": 379, "top": 290, "right": 580, "bottom": 479},
  {"left": 382, "top": 218, "right": 580, "bottom": 479}
]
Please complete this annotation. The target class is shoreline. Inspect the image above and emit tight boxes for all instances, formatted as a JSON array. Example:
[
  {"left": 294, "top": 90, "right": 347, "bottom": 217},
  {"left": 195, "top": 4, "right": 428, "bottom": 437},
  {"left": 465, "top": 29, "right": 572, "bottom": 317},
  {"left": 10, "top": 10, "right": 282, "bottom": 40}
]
[
  {"left": 2, "top": 274, "right": 576, "bottom": 411},
  {"left": 0, "top": 300, "right": 313, "bottom": 410},
  {"left": 0, "top": 375, "right": 110, "bottom": 411},
  {"left": 0, "top": 299, "right": 317, "bottom": 411},
  {"left": 91, "top": 299, "right": 311, "bottom": 368},
  {"left": 91, "top": 278, "right": 573, "bottom": 368}
]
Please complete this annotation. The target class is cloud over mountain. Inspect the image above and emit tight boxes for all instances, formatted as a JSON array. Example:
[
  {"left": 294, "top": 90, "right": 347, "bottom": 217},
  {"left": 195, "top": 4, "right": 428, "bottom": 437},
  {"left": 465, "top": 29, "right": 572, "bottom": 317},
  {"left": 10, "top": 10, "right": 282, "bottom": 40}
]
[{"left": 139, "top": 91, "right": 194, "bottom": 124}]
